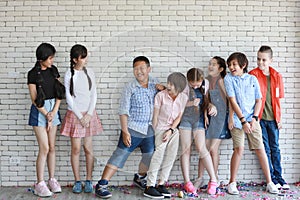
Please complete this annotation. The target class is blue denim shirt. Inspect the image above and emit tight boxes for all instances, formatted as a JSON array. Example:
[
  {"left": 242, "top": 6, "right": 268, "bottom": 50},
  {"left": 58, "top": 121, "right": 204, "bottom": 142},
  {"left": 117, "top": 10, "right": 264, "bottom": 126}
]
[
  {"left": 118, "top": 76, "right": 159, "bottom": 135},
  {"left": 224, "top": 73, "right": 262, "bottom": 129}
]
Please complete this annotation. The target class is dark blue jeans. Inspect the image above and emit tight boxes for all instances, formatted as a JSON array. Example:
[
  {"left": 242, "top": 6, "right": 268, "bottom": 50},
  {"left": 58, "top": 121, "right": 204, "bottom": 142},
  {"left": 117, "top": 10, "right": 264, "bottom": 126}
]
[{"left": 260, "top": 119, "right": 286, "bottom": 185}]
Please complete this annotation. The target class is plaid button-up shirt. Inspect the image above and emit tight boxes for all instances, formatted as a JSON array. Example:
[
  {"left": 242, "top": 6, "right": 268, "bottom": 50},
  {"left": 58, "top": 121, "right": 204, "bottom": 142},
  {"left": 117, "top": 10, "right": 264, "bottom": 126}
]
[{"left": 119, "top": 76, "right": 159, "bottom": 135}]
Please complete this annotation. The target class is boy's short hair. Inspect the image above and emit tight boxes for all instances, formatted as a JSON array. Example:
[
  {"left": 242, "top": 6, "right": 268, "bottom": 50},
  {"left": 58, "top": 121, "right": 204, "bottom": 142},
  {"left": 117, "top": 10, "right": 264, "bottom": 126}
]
[
  {"left": 167, "top": 72, "right": 187, "bottom": 93},
  {"left": 227, "top": 52, "right": 248, "bottom": 73},
  {"left": 133, "top": 56, "right": 150, "bottom": 67},
  {"left": 258, "top": 45, "right": 273, "bottom": 58}
]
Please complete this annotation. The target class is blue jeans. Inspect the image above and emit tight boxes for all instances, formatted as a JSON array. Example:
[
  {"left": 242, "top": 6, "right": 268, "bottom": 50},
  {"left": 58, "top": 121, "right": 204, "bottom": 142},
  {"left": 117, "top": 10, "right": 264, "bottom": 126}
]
[
  {"left": 107, "top": 126, "right": 155, "bottom": 168},
  {"left": 260, "top": 119, "right": 286, "bottom": 185}
]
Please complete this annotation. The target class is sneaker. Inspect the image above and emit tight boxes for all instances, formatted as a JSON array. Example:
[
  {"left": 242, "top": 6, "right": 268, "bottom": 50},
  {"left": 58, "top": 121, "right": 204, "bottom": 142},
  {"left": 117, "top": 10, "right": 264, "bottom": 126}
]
[
  {"left": 278, "top": 178, "right": 290, "bottom": 190},
  {"left": 72, "top": 181, "right": 83, "bottom": 194},
  {"left": 193, "top": 177, "right": 204, "bottom": 189},
  {"left": 48, "top": 178, "right": 61, "bottom": 193},
  {"left": 156, "top": 185, "right": 171, "bottom": 198},
  {"left": 84, "top": 180, "right": 93, "bottom": 193},
  {"left": 184, "top": 181, "right": 196, "bottom": 193},
  {"left": 95, "top": 180, "right": 112, "bottom": 199},
  {"left": 227, "top": 182, "right": 239, "bottom": 195},
  {"left": 34, "top": 181, "right": 53, "bottom": 197},
  {"left": 143, "top": 186, "right": 164, "bottom": 199},
  {"left": 282, "top": 183, "right": 290, "bottom": 190},
  {"left": 207, "top": 181, "right": 218, "bottom": 195},
  {"left": 266, "top": 182, "right": 279, "bottom": 194},
  {"left": 133, "top": 173, "right": 147, "bottom": 190},
  {"left": 275, "top": 183, "right": 282, "bottom": 190}
]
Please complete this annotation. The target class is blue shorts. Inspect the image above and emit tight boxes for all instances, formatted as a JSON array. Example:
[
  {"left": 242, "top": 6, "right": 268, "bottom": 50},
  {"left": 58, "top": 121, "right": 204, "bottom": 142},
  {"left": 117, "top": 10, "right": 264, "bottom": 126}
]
[
  {"left": 28, "top": 99, "right": 61, "bottom": 127},
  {"left": 107, "top": 126, "right": 155, "bottom": 168},
  {"left": 179, "top": 113, "right": 205, "bottom": 131}
]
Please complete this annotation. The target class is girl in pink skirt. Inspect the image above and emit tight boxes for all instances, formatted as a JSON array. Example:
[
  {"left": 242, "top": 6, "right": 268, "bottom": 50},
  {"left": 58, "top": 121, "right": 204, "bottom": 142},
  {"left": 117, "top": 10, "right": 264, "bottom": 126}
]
[{"left": 60, "top": 44, "right": 103, "bottom": 193}]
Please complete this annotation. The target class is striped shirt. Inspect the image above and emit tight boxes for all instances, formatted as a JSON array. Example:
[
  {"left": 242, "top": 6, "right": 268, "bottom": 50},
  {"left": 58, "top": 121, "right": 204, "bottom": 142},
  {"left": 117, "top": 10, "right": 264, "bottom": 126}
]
[
  {"left": 119, "top": 76, "right": 159, "bottom": 135},
  {"left": 224, "top": 73, "right": 262, "bottom": 129}
]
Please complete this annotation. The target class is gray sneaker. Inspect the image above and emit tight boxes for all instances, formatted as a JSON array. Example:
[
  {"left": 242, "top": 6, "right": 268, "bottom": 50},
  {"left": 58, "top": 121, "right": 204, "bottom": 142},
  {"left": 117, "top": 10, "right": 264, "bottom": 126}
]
[
  {"left": 95, "top": 180, "right": 112, "bottom": 199},
  {"left": 133, "top": 173, "right": 147, "bottom": 190}
]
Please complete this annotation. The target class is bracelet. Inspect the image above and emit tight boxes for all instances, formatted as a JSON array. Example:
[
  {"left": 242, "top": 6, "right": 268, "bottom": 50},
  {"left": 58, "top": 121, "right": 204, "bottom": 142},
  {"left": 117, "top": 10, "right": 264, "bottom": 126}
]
[
  {"left": 252, "top": 116, "right": 258, "bottom": 121},
  {"left": 241, "top": 121, "right": 247, "bottom": 125},
  {"left": 168, "top": 128, "right": 174, "bottom": 134},
  {"left": 239, "top": 116, "right": 245, "bottom": 121}
]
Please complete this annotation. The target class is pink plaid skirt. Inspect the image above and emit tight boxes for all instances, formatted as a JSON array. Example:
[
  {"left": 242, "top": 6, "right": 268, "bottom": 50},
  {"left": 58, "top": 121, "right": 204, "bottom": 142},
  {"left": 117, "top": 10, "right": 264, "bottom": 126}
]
[{"left": 60, "top": 110, "right": 103, "bottom": 138}]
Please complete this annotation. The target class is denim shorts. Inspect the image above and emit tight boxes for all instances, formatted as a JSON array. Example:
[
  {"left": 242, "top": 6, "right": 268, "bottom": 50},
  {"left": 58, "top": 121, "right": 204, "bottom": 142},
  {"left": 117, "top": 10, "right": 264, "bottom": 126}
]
[
  {"left": 179, "top": 112, "right": 205, "bottom": 131},
  {"left": 107, "top": 126, "right": 155, "bottom": 168},
  {"left": 28, "top": 98, "right": 61, "bottom": 127}
]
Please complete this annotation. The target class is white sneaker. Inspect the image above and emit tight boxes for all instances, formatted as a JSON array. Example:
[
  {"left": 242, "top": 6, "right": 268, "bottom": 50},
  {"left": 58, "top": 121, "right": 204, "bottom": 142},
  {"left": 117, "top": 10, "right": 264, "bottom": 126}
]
[
  {"left": 282, "top": 184, "right": 290, "bottom": 190},
  {"left": 227, "top": 182, "right": 239, "bottom": 195},
  {"left": 266, "top": 182, "right": 279, "bottom": 194},
  {"left": 275, "top": 183, "right": 281, "bottom": 190}
]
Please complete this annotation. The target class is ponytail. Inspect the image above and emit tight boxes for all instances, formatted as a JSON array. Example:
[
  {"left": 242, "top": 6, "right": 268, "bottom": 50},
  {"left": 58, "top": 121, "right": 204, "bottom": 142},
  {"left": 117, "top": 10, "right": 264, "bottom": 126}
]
[
  {"left": 70, "top": 61, "right": 75, "bottom": 97},
  {"left": 83, "top": 67, "right": 92, "bottom": 91},
  {"left": 49, "top": 66, "right": 65, "bottom": 100},
  {"left": 34, "top": 61, "right": 46, "bottom": 108},
  {"left": 199, "top": 80, "right": 209, "bottom": 112},
  {"left": 69, "top": 44, "right": 91, "bottom": 97}
]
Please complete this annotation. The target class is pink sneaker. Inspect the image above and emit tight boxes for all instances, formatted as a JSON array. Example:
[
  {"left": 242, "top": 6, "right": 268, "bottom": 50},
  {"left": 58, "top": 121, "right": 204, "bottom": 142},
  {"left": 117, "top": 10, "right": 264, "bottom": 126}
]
[
  {"left": 184, "top": 181, "right": 196, "bottom": 193},
  {"left": 48, "top": 178, "right": 62, "bottom": 193},
  {"left": 207, "top": 181, "right": 218, "bottom": 195},
  {"left": 34, "top": 181, "right": 53, "bottom": 197}
]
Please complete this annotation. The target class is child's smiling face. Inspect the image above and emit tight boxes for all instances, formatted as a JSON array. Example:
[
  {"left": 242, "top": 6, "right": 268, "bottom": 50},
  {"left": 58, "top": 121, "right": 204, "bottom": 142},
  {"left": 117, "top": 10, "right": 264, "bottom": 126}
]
[
  {"left": 228, "top": 59, "right": 244, "bottom": 76},
  {"left": 257, "top": 52, "right": 272, "bottom": 72},
  {"left": 208, "top": 58, "right": 223, "bottom": 77},
  {"left": 166, "top": 82, "right": 178, "bottom": 97},
  {"left": 133, "top": 61, "right": 151, "bottom": 84}
]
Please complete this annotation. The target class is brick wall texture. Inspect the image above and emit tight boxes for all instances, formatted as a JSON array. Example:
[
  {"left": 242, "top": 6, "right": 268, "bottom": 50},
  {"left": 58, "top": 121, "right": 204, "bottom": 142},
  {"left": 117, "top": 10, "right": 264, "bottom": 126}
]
[{"left": 0, "top": 0, "right": 299, "bottom": 186}]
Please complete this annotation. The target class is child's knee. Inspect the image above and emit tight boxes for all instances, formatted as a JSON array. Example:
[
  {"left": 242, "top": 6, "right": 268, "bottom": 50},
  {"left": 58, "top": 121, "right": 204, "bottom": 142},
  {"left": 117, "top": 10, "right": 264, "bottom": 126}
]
[
  {"left": 234, "top": 147, "right": 244, "bottom": 156},
  {"left": 83, "top": 145, "right": 93, "bottom": 156}
]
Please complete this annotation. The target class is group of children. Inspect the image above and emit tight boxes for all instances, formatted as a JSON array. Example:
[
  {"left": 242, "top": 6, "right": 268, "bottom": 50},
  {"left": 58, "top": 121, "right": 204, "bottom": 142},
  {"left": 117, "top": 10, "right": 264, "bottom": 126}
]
[{"left": 27, "top": 43, "right": 288, "bottom": 199}]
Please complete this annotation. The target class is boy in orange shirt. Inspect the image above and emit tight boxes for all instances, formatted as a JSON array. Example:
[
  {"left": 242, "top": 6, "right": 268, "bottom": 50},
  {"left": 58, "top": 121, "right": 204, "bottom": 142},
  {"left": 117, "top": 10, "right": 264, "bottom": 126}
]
[{"left": 249, "top": 45, "right": 289, "bottom": 190}]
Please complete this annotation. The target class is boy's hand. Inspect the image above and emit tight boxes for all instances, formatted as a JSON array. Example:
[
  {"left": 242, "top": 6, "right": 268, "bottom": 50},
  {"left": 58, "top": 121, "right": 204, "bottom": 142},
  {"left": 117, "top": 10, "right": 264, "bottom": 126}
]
[
  {"left": 242, "top": 122, "right": 252, "bottom": 134},
  {"left": 277, "top": 122, "right": 282, "bottom": 129},
  {"left": 155, "top": 84, "right": 166, "bottom": 91},
  {"left": 228, "top": 119, "right": 234, "bottom": 130},
  {"left": 122, "top": 131, "right": 131, "bottom": 147},
  {"left": 162, "top": 130, "right": 172, "bottom": 142},
  {"left": 249, "top": 119, "right": 259, "bottom": 131}
]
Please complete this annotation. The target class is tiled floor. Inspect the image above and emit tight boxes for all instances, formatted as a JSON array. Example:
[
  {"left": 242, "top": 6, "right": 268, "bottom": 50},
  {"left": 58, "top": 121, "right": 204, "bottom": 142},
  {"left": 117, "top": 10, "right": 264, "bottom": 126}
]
[{"left": 0, "top": 183, "right": 299, "bottom": 200}]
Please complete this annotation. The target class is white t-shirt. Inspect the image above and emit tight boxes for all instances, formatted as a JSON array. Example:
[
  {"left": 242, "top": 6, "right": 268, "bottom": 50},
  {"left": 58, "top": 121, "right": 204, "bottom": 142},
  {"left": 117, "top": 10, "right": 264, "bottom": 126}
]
[{"left": 64, "top": 67, "right": 97, "bottom": 119}]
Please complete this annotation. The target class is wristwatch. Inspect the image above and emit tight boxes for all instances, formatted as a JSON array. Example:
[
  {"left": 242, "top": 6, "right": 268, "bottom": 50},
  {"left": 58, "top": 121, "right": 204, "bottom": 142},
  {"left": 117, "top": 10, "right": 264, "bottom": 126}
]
[
  {"left": 252, "top": 116, "right": 258, "bottom": 121},
  {"left": 168, "top": 128, "right": 174, "bottom": 134}
]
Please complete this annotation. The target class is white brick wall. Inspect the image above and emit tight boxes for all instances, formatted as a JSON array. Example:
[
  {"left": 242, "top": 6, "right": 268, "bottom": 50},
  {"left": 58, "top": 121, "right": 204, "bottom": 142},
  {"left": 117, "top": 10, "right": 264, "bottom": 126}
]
[{"left": 0, "top": 0, "right": 299, "bottom": 186}]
